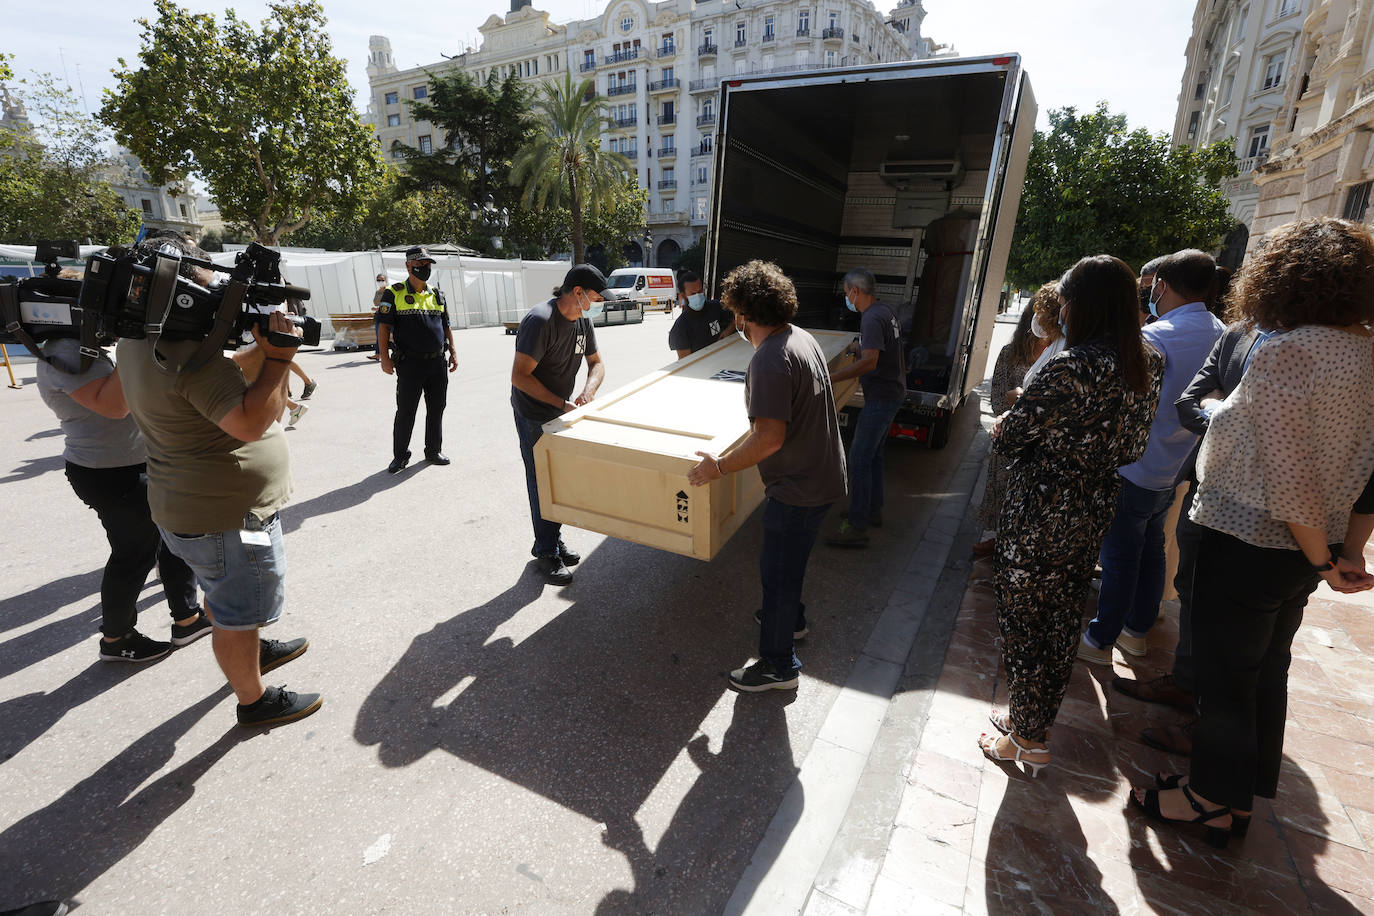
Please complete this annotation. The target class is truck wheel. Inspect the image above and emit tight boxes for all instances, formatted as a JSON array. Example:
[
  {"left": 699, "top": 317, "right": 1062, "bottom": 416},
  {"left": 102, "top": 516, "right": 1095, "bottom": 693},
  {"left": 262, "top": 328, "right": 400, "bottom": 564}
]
[{"left": 927, "top": 413, "right": 951, "bottom": 449}]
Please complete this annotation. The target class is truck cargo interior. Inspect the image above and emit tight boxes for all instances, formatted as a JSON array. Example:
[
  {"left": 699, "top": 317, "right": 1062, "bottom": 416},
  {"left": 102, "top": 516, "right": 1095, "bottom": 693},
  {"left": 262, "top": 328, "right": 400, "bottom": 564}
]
[{"left": 711, "top": 67, "right": 1013, "bottom": 400}]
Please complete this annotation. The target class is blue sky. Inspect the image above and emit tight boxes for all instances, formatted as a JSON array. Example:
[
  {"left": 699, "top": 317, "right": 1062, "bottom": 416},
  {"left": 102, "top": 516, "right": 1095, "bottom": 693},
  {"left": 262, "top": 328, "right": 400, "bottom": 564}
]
[{"left": 5, "top": 0, "right": 1196, "bottom": 134}]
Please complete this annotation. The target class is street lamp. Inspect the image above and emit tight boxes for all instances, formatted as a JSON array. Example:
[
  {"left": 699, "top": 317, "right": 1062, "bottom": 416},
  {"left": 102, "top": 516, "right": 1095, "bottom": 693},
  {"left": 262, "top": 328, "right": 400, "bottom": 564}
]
[
  {"left": 466, "top": 192, "right": 511, "bottom": 253},
  {"left": 643, "top": 228, "right": 653, "bottom": 268}
]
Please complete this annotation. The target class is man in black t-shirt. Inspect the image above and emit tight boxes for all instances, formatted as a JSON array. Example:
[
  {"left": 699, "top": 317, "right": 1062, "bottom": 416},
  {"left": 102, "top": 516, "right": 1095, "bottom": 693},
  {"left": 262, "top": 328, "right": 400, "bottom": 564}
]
[
  {"left": 511, "top": 264, "right": 609, "bottom": 584},
  {"left": 668, "top": 268, "right": 734, "bottom": 358}
]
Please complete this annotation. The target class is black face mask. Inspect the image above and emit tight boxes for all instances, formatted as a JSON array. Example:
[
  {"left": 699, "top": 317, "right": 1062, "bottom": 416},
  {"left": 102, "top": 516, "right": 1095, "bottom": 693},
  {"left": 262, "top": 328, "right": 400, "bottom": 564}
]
[{"left": 411, "top": 264, "right": 432, "bottom": 282}]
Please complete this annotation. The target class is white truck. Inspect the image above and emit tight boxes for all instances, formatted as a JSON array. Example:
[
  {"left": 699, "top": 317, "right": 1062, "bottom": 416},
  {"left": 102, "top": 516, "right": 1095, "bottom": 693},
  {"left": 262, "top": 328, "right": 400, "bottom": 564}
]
[{"left": 704, "top": 54, "right": 1036, "bottom": 447}]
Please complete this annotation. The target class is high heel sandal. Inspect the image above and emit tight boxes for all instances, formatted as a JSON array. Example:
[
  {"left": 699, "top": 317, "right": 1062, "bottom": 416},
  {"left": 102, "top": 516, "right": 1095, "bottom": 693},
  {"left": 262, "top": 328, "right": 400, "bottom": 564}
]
[
  {"left": 978, "top": 731, "right": 1050, "bottom": 777},
  {"left": 1130, "top": 783, "right": 1233, "bottom": 849},
  {"left": 1150, "top": 775, "right": 1251, "bottom": 837},
  {"left": 988, "top": 710, "right": 1012, "bottom": 735}
]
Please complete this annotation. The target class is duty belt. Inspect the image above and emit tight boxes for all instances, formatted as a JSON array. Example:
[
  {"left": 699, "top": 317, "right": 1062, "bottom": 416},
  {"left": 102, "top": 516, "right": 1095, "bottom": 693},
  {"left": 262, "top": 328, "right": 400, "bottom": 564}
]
[{"left": 395, "top": 349, "right": 445, "bottom": 360}]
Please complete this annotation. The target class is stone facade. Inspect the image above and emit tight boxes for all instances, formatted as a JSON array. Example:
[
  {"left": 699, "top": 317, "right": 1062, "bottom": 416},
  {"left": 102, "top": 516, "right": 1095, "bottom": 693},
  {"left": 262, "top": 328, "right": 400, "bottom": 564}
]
[
  {"left": 365, "top": 0, "right": 937, "bottom": 265},
  {"left": 1172, "top": 0, "right": 1308, "bottom": 266},
  {"left": 104, "top": 149, "right": 205, "bottom": 240}
]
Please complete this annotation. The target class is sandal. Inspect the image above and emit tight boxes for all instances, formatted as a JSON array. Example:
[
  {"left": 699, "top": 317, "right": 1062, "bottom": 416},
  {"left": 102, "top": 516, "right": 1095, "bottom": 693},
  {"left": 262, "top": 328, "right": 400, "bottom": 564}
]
[
  {"left": 1129, "top": 783, "right": 1233, "bottom": 849},
  {"left": 988, "top": 709, "right": 1012, "bottom": 735},
  {"left": 978, "top": 731, "right": 1050, "bottom": 777},
  {"left": 1149, "top": 775, "right": 1251, "bottom": 836}
]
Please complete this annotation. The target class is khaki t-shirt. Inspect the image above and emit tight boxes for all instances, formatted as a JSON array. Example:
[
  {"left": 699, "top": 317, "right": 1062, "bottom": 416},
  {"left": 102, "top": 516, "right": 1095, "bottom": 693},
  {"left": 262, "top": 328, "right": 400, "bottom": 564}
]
[{"left": 116, "top": 337, "right": 292, "bottom": 533}]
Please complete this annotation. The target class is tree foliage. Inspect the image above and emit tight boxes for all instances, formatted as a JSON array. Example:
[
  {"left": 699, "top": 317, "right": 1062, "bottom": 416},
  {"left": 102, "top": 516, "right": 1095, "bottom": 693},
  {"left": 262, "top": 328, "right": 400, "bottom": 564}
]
[
  {"left": 1007, "top": 103, "right": 1238, "bottom": 289},
  {"left": 510, "top": 72, "right": 633, "bottom": 263},
  {"left": 0, "top": 70, "right": 141, "bottom": 244},
  {"left": 507, "top": 180, "right": 647, "bottom": 264},
  {"left": 100, "top": 0, "right": 383, "bottom": 244}
]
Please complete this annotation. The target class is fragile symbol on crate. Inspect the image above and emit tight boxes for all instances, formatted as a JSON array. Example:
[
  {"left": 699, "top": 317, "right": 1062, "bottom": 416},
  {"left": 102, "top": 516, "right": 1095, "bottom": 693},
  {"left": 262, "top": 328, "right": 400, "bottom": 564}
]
[
  {"left": 676, "top": 489, "right": 690, "bottom": 524},
  {"left": 709, "top": 369, "right": 747, "bottom": 383}
]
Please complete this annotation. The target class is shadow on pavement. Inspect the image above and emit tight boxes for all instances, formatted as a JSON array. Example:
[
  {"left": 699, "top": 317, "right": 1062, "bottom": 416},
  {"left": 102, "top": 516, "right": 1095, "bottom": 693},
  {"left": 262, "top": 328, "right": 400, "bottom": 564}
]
[
  {"left": 0, "top": 454, "right": 63, "bottom": 486},
  {"left": 282, "top": 469, "right": 412, "bottom": 535},
  {"left": 0, "top": 569, "right": 102, "bottom": 636},
  {"left": 24, "top": 428, "right": 61, "bottom": 441},
  {"left": 0, "top": 661, "right": 146, "bottom": 764},
  {"left": 0, "top": 687, "right": 241, "bottom": 905},
  {"left": 0, "top": 589, "right": 169, "bottom": 682}
]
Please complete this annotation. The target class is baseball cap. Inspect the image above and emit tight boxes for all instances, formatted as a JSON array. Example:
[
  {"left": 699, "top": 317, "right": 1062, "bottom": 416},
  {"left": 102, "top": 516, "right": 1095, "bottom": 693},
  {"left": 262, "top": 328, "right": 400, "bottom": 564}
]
[
  {"left": 562, "top": 263, "right": 609, "bottom": 295},
  {"left": 405, "top": 245, "right": 435, "bottom": 263}
]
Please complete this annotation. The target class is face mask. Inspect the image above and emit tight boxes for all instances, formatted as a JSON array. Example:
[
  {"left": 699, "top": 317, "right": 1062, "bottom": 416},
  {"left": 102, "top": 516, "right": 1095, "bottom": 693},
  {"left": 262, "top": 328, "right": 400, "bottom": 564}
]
[
  {"left": 577, "top": 291, "right": 591, "bottom": 312},
  {"left": 411, "top": 264, "right": 432, "bottom": 282},
  {"left": 1030, "top": 313, "right": 1049, "bottom": 339},
  {"left": 845, "top": 295, "right": 857, "bottom": 313},
  {"left": 1147, "top": 282, "right": 1163, "bottom": 319},
  {"left": 1057, "top": 304, "right": 1069, "bottom": 337},
  {"left": 737, "top": 322, "right": 750, "bottom": 345},
  {"left": 687, "top": 292, "right": 706, "bottom": 311}
]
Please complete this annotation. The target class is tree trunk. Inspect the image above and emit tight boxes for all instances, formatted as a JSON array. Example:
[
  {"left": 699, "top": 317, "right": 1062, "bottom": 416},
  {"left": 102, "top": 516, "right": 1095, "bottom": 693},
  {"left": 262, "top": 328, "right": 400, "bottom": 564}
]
[{"left": 569, "top": 171, "right": 584, "bottom": 264}]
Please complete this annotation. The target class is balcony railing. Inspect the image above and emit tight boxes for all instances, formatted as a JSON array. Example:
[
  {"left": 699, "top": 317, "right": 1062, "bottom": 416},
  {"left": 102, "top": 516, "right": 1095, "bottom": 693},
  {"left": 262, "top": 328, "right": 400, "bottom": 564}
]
[
  {"left": 796, "top": 27, "right": 811, "bottom": 38},
  {"left": 612, "top": 115, "right": 638, "bottom": 128},
  {"left": 658, "top": 179, "right": 677, "bottom": 190},
  {"left": 648, "top": 78, "right": 680, "bottom": 92},
  {"left": 689, "top": 77, "right": 720, "bottom": 92},
  {"left": 620, "top": 149, "right": 638, "bottom": 160},
  {"left": 696, "top": 111, "right": 716, "bottom": 126},
  {"left": 692, "top": 142, "right": 713, "bottom": 157},
  {"left": 607, "top": 82, "right": 638, "bottom": 97},
  {"left": 657, "top": 113, "right": 676, "bottom": 125},
  {"left": 698, "top": 42, "right": 718, "bottom": 56},
  {"left": 579, "top": 60, "right": 598, "bottom": 73},
  {"left": 647, "top": 210, "right": 686, "bottom": 225},
  {"left": 603, "top": 49, "right": 640, "bottom": 65},
  {"left": 657, "top": 44, "right": 676, "bottom": 58},
  {"left": 1237, "top": 152, "right": 1268, "bottom": 174},
  {"left": 656, "top": 146, "right": 677, "bottom": 159},
  {"left": 822, "top": 27, "right": 844, "bottom": 40},
  {"left": 734, "top": 39, "right": 748, "bottom": 48},
  {"left": 763, "top": 32, "right": 775, "bottom": 42}
]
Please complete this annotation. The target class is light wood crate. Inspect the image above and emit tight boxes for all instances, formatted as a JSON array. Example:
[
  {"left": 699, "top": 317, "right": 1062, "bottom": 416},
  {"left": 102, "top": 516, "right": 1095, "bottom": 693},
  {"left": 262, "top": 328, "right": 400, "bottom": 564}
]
[{"left": 533, "top": 328, "right": 860, "bottom": 560}]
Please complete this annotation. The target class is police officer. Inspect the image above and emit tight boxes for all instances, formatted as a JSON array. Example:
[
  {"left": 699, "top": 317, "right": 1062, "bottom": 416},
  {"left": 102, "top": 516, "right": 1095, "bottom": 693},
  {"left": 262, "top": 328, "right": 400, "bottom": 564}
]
[{"left": 377, "top": 246, "right": 457, "bottom": 473}]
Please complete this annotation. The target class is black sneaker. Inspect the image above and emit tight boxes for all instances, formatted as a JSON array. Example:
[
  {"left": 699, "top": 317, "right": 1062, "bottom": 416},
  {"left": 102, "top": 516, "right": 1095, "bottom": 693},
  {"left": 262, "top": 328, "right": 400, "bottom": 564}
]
[
  {"left": 530, "top": 540, "right": 580, "bottom": 567},
  {"left": 388, "top": 452, "right": 410, "bottom": 474},
  {"left": 170, "top": 612, "right": 212, "bottom": 647},
  {"left": 753, "top": 609, "right": 809, "bottom": 640},
  {"left": 236, "top": 685, "right": 322, "bottom": 727},
  {"left": 535, "top": 554, "right": 573, "bottom": 585},
  {"left": 99, "top": 630, "right": 172, "bottom": 664},
  {"left": 300, "top": 380, "right": 316, "bottom": 400},
  {"left": 729, "top": 659, "right": 799, "bottom": 692},
  {"left": 260, "top": 636, "right": 308, "bottom": 674}
]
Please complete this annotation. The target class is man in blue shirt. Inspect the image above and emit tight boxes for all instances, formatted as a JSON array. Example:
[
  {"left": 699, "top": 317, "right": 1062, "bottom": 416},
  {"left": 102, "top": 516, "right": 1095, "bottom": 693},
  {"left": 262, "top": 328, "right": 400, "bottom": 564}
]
[{"left": 1079, "top": 250, "right": 1226, "bottom": 665}]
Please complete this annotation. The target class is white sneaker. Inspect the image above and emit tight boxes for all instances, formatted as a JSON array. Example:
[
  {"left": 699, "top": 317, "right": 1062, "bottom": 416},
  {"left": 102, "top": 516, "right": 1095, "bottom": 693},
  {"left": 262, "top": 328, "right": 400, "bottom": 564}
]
[
  {"left": 1076, "top": 634, "right": 1114, "bottom": 666},
  {"left": 1116, "top": 632, "right": 1148, "bottom": 657},
  {"left": 288, "top": 404, "right": 308, "bottom": 427}
]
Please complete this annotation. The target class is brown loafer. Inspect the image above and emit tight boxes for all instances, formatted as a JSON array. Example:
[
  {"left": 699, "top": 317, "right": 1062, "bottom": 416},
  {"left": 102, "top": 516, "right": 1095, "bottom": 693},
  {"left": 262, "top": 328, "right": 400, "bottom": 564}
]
[
  {"left": 971, "top": 538, "right": 995, "bottom": 559},
  {"left": 1140, "top": 720, "right": 1195, "bottom": 756},
  {"left": 1112, "top": 674, "right": 1194, "bottom": 713}
]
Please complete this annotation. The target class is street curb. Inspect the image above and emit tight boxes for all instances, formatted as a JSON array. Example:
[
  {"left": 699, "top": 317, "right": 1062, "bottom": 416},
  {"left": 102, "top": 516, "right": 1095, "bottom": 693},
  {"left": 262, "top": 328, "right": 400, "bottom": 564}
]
[{"left": 724, "top": 408, "right": 992, "bottom": 916}]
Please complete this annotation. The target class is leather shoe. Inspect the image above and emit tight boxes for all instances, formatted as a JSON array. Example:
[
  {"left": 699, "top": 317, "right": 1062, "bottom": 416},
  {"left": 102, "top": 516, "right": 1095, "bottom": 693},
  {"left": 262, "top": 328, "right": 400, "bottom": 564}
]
[
  {"left": 1112, "top": 673, "right": 1194, "bottom": 712},
  {"left": 1140, "top": 719, "right": 1195, "bottom": 756},
  {"left": 425, "top": 452, "right": 451, "bottom": 465},
  {"left": 530, "top": 541, "right": 580, "bottom": 567},
  {"left": 387, "top": 453, "right": 410, "bottom": 474},
  {"left": 536, "top": 554, "right": 573, "bottom": 585}
]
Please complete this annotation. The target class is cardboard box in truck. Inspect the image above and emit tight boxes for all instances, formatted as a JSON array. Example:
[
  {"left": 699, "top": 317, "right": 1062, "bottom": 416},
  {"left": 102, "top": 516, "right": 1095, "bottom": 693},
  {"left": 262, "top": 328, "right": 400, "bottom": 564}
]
[{"left": 705, "top": 55, "right": 1036, "bottom": 447}]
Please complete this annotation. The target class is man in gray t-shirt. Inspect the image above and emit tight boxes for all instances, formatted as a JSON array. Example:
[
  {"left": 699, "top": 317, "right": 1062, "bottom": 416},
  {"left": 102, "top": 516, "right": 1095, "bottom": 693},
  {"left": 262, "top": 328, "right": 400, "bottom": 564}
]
[{"left": 688, "top": 260, "right": 846, "bottom": 693}]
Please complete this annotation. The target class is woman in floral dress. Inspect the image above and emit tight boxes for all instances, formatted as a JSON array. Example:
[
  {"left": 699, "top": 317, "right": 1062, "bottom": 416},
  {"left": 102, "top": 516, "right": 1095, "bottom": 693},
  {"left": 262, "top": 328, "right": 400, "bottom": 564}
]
[{"left": 979, "top": 255, "right": 1164, "bottom": 775}]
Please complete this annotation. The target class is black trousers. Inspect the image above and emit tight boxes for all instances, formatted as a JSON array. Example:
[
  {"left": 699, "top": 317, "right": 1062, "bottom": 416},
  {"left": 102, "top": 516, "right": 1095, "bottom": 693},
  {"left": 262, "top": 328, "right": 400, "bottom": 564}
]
[
  {"left": 393, "top": 353, "right": 447, "bottom": 460},
  {"left": 64, "top": 461, "right": 199, "bottom": 638},
  {"left": 1188, "top": 525, "right": 1321, "bottom": 811},
  {"left": 1170, "top": 478, "right": 1201, "bottom": 693}
]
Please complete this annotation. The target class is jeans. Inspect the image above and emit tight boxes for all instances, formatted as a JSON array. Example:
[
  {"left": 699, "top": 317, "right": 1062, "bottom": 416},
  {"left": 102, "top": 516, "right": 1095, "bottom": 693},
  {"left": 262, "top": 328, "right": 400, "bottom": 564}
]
[
  {"left": 159, "top": 512, "right": 286, "bottom": 630},
  {"left": 759, "top": 498, "right": 831, "bottom": 675},
  {"left": 394, "top": 353, "right": 447, "bottom": 459},
  {"left": 1085, "top": 477, "right": 1177, "bottom": 649},
  {"left": 64, "top": 461, "right": 199, "bottom": 638},
  {"left": 514, "top": 409, "right": 562, "bottom": 556},
  {"left": 1171, "top": 479, "right": 1201, "bottom": 693},
  {"left": 1189, "top": 526, "right": 1321, "bottom": 811},
  {"left": 846, "top": 398, "right": 901, "bottom": 531}
]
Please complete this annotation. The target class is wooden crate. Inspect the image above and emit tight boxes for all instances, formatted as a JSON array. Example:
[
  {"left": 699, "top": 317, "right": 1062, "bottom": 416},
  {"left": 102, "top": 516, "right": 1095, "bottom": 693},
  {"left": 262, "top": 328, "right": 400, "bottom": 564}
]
[
  {"left": 330, "top": 313, "right": 377, "bottom": 350},
  {"left": 533, "top": 328, "right": 860, "bottom": 560}
]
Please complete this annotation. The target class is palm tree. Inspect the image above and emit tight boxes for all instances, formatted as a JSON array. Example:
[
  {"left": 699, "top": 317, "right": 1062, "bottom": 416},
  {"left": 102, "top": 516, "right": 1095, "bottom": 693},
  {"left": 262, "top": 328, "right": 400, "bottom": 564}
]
[{"left": 510, "top": 71, "right": 632, "bottom": 264}]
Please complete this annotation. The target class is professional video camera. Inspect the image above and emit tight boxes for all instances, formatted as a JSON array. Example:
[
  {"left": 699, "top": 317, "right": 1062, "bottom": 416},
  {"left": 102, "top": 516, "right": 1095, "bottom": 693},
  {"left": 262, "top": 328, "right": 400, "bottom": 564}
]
[{"left": 0, "top": 240, "right": 104, "bottom": 373}]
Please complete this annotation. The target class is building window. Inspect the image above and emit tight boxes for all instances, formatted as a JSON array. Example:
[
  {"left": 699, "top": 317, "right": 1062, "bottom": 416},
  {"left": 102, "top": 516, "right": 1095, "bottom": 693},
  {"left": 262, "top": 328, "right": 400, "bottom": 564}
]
[
  {"left": 1246, "top": 124, "right": 1270, "bottom": 158},
  {"left": 1278, "top": 0, "right": 1298, "bottom": 14},
  {"left": 764, "top": 16, "right": 775, "bottom": 40},
  {"left": 736, "top": 21, "right": 746, "bottom": 44},
  {"left": 828, "top": 10, "right": 839, "bottom": 28},
  {"left": 622, "top": 15, "right": 634, "bottom": 31},
  {"left": 663, "top": 65, "right": 674, "bottom": 81},
  {"left": 1194, "top": 79, "right": 1206, "bottom": 101},
  {"left": 1186, "top": 110, "right": 1200, "bottom": 141},
  {"left": 825, "top": 49, "right": 837, "bottom": 67},
  {"left": 697, "top": 165, "right": 707, "bottom": 184},
  {"left": 663, "top": 32, "right": 675, "bottom": 51},
  {"left": 384, "top": 91, "right": 398, "bottom": 105},
  {"left": 694, "top": 197, "right": 709, "bottom": 220},
  {"left": 179, "top": 203, "right": 188, "bottom": 217},
  {"left": 413, "top": 85, "right": 428, "bottom": 99},
  {"left": 584, "top": 49, "right": 595, "bottom": 67},
  {"left": 419, "top": 135, "right": 433, "bottom": 154},
  {"left": 798, "top": 9, "right": 810, "bottom": 32},
  {"left": 1221, "top": 74, "right": 1235, "bottom": 106},
  {"left": 387, "top": 113, "right": 401, "bottom": 127},
  {"left": 1342, "top": 181, "right": 1372, "bottom": 221},
  {"left": 1262, "top": 50, "right": 1286, "bottom": 89},
  {"left": 663, "top": 198, "right": 675, "bottom": 211},
  {"left": 1237, "top": 5, "right": 1249, "bottom": 39}
]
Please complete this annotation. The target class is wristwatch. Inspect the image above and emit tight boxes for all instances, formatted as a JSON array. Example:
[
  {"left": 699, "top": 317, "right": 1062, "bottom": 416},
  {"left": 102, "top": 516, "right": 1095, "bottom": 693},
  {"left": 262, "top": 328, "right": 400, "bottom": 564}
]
[{"left": 1311, "top": 555, "right": 1337, "bottom": 573}]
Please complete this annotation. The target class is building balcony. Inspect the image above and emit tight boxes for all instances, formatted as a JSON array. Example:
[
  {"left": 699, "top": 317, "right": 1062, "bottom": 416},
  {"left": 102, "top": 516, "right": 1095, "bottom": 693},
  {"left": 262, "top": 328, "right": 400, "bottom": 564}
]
[
  {"left": 657, "top": 44, "right": 676, "bottom": 58},
  {"left": 689, "top": 77, "right": 720, "bottom": 93},
  {"left": 620, "top": 149, "right": 638, "bottom": 161},
  {"left": 649, "top": 78, "right": 680, "bottom": 93},
  {"left": 696, "top": 111, "right": 716, "bottom": 126},
  {"left": 656, "top": 146, "right": 677, "bottom": 159},
  {"left": 603, "top": 49, "right": 641, "bottom": 66},
  {"left": 608, "top": 82, "right": 638, "bottom": 97},
  {"left": 648, "top": 210, "right": 686, "bottom": 225},
  {"left": 611, "top": 116, "right": 638, "bottom": 129},
  {"left": 692, "top": 142, "right": 713, "bottom": 157},
  {"left": 796, "top": 27, "right": 812, "bottom": 39},
  {"left": 657, "top": 113, "right": 676, "bottom": 126},
  {"left": 763, "top": 32, "right": 775, "bottom": 43},
  {"left": 822, "top": 27, "right": 844, "bottom": 41},
  {"left": 1237, "top": 152, "right": 1268, "bottom": 175},
  {"left": 733, "top": 39, "right": 749, "bottom": 50},
  {"left": 698, "top": 43, "right": 718, "bottom": 57},
  {"left": 579, "top": 60, "right": 598, "bottom": 73},
  {"left": 658, "top": 179, "right": 677, "bottom": 190}
]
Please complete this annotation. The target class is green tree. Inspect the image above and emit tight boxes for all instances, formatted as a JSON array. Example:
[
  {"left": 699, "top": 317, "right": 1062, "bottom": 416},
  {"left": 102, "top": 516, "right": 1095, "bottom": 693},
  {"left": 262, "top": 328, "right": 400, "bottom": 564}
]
[
  {"left": 100, "top": 0, "right": 383, "bottom": 244},
  {"left": 673, "top": 233, "right": 706, "bottom": 277},
  {"left": 510, "top": 71, "right": 633, "bottom": 263},
  {"left": 1006, "top": 103, "right": 1237, "bottom": 289},
  {"left": 508, "top": 180, "right": 647, "bottom": 265},
  {"left": 402, "top": 70, "right": 533, "bottom": 201}
]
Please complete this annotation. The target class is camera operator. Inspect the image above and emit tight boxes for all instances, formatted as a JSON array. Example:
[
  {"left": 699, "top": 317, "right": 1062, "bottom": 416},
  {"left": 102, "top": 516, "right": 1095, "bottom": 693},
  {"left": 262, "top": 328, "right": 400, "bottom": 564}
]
[
  {"left": 115, "top": 234, "right": 322, "bottom": 729},
  {"left": 36, "top": 327, "right": 209, "bottom": 663}
]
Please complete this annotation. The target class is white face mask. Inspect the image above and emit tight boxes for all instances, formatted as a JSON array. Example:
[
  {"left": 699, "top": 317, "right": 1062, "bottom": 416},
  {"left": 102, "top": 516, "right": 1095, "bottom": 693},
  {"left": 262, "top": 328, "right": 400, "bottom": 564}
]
[
  {"left": 1030, "top": 313, "right": 1049, "bottom": 339},
  {"left": 737, "top": 321, "right": 750, "bottom": 345}
]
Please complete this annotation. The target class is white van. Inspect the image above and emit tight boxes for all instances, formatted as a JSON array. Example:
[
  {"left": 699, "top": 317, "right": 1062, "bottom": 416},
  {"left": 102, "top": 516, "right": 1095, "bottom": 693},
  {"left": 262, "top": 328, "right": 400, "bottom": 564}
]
[{"left": 606, "top": 267, "right": 677, "bottom": 313}]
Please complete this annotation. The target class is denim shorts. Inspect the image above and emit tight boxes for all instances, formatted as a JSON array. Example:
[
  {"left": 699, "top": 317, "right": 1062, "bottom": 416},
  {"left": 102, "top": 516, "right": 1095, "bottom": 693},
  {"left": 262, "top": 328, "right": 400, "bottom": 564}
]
[{"left": 158, "top": 513, "right": 285, "bottom": 630}]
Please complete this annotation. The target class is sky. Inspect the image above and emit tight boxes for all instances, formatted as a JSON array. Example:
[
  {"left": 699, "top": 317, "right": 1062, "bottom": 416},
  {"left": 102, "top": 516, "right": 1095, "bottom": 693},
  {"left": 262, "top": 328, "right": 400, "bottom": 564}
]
[{"left": 4, "top": 0, "right": 1197, "bottom": 136}]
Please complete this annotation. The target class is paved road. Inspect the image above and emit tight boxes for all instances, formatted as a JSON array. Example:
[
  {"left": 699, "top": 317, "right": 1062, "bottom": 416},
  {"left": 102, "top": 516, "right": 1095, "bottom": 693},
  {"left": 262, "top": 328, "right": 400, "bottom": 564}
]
[{"left": 0, "top": 311, "right": 987, "bottom": 914}]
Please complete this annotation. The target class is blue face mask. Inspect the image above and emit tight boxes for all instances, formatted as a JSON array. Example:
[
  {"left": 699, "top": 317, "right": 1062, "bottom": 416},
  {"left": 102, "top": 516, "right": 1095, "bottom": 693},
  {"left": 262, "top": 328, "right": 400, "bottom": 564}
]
[
  {"left": 1057, "top": 305, "right": 1069, "bottom": 337},
  {"left": 687, "top": 292, "right": 706, "bottom": 311},
  {"left": 845, "top": 295, "right": 857, "bottom": 313},
  {"left": 1147, "top": 283, "right": 1163, "bottom": 319}
]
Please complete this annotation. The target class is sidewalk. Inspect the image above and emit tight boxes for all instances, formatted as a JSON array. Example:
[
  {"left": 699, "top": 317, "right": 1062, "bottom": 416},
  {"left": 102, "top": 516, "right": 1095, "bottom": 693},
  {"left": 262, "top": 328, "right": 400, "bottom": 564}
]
[{"left": 863, "top": 507, "right": 1374, "bottom": 912}]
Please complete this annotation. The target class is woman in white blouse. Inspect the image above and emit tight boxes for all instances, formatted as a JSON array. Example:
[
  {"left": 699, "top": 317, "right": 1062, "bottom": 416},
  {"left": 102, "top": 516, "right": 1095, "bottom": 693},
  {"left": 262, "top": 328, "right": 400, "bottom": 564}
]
[{"left": 1130, "top": 217, "right": 1374, "bottom": 848}]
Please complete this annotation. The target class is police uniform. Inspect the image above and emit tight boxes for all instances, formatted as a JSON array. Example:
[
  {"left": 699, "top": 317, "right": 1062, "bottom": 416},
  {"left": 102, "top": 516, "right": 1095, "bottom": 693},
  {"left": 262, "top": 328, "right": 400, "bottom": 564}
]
[{"left": 376, "top": 277, "right": 450, "bottom": 464}]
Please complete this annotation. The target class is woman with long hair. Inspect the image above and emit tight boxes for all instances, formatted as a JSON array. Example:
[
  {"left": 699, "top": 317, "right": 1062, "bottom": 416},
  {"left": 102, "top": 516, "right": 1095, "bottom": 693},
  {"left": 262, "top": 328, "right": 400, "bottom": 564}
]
[
  {"left": 973, "top": 283, "right": 1059, "bottom": 557},
  {"left": 1130, "top": 217, "right": 1374, "bottom": 847},
  {"left": 979, "top": 255, "right": 1164, "bottom": 775}
]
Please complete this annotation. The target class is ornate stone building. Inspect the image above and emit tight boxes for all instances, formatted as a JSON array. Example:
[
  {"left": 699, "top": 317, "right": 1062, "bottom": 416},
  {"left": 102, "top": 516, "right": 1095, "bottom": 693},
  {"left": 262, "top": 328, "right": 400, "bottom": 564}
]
[{"left": 366, "top": 0, "right": 938, "bottom": 265}]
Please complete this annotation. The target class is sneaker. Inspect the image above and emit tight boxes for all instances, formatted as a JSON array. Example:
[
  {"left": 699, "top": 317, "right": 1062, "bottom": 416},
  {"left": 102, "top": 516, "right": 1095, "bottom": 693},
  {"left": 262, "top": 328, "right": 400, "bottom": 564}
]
[
  {"left": 729, "top": 659, "right": 799, "bottom": 692},
  {"left": 753, "top": 608, "right": 809, "bottom": 640},
  {"left": 1076, "top": 635, "right": 1114, "bottom": 666},
  {"left": 1116, "top": 632, "right": 1148, "bottom": 657},
  {"left": 841, "top": 509, "right": 882, "bottom": 528},
  {"left": 530, "top": 540, "right": 581, "bottom": 567},
  {"left": 826, "top": 520, "right": 869, "bottom": 548},
  {"left": 536, "top": 554, "right": 573, "bottom": 585},
  {"left": 300, "top": 380, "right": 316, "bottom": 400},
  {"left": 287, "top": 404, "right": 308, "bottom": 427},
  {"left": 99, "top": 630, "right": 172, "bottom": 664},
  {"left": 170, "top": 612, "right": 212, "bottom": 647},
  {"left": 236, "top": 684, "right": 322, "bottom": 727},
  {"left": 260, "top": 636, "right": 309, "bottom": 674}
]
